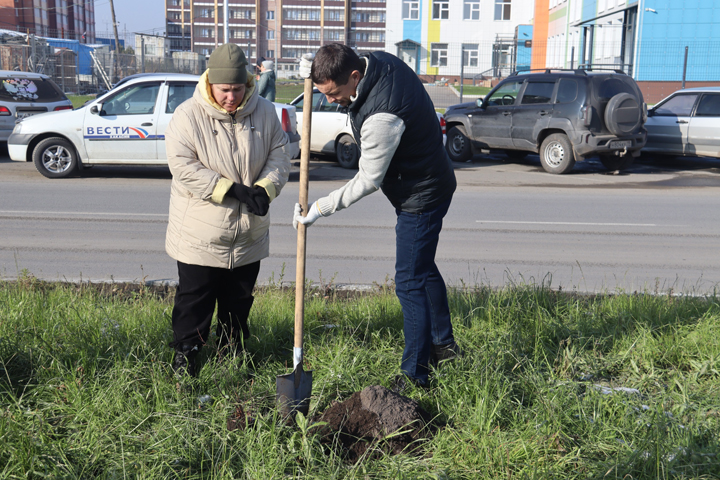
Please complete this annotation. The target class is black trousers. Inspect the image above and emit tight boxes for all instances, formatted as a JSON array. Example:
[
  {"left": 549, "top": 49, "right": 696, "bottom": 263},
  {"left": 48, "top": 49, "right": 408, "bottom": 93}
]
[{"left": 170, "top": 260, "right": 261, "bottom": 349}]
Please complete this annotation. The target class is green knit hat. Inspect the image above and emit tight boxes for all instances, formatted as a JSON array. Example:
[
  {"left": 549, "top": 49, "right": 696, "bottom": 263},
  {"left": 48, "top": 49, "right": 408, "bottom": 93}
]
[{"left": 207, "top": 43, "right": 248, "bottom": 84}]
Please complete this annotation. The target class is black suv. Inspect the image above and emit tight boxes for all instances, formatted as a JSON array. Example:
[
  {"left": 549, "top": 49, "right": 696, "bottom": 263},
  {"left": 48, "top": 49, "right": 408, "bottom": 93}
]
[{"left": 443, "top": 69, "right": 647, "bottom": 174}]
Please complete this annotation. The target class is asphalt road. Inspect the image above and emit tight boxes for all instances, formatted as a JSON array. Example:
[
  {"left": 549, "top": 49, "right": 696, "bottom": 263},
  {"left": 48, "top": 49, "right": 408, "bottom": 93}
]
[{"left": 2, "top": 150, "right": 720, "bottom": 294}]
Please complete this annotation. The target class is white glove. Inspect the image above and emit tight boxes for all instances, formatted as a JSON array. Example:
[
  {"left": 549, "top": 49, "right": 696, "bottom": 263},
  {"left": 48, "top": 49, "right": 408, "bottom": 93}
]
[
  {"left": 293, "top": 201, "right": 322, "bottom": 229},
  {"left": 299, "top": 53, "right": 314, "bottom": 79}
]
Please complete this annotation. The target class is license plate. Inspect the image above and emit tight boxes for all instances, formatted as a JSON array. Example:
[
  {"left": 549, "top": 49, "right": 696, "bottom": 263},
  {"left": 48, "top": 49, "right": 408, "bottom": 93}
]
[{"left": 610, "top": 140, "right": 632, "bottom": 149}]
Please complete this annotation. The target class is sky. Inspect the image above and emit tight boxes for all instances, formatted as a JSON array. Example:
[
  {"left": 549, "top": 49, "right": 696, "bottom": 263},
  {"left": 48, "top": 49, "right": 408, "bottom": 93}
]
[{"left": 93, "top": 0, "right": 167, "bottom": 47}]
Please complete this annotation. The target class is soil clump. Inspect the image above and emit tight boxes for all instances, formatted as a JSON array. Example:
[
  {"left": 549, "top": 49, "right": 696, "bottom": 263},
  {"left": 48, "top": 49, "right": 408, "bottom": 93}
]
[{"left": 312, "top": 385, "right": 435, "bottom": 463}]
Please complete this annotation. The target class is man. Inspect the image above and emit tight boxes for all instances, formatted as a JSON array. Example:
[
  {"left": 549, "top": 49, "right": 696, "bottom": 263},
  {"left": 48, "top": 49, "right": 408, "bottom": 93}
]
[
  {"left": 257, "top": 59, "right": 276, "bottom": 102},
  {"left": 293, "top": 44, "right": 459, "bottom": 391},
  {"left": 165, "top": 43, "right": 290, "bottom": 377}
]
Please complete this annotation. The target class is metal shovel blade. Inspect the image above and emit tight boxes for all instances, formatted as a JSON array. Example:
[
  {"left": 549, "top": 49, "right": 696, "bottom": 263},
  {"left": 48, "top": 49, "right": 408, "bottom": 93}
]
[{"left": 276, "top": 365, "right": 312, "bottom": 418}]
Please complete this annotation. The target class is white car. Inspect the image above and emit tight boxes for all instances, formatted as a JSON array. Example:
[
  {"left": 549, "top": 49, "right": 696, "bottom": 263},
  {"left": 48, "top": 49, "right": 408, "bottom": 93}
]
[
  {"left": 8, "top": 73, "right": 300, "bottom": 178},
  {"left": 644, "top": 87, "right": 720, "bottom": 159},
  {"left": 290, "top": 88, "right": 446, "bottom": 169}
]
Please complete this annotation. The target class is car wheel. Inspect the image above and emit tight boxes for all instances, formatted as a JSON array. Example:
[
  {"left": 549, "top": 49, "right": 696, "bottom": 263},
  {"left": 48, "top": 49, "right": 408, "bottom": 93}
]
[
  {"left": 505, "top": 150, "right": 528, "bottom": 160},
  {"left": 599, "top": 154, "right": 634, "bottom": 171},
  {"left": 335, "top": 134, "right": 359, "bottom": 169},
  {"left": 539, "top": 133, "right": 576, "bottom": 174},
  {"left": 32, "top": 137, "right": 79, "bottom": 179},
  {"left": 446, "top": 126, "right": 472, "bottom": 162}
]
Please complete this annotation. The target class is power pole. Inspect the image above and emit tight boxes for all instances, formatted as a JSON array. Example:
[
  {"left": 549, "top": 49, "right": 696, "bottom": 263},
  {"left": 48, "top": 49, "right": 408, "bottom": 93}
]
[{"left": 109, "top": 0, "right": 122, "bottom": 80}]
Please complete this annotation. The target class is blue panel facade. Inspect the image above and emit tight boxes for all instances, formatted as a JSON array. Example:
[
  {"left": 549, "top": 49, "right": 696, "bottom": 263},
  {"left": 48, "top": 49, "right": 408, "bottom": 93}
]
[
  {"left": 636, "top": 0, "right": 720, "bottom": 81},
  {"left": 516, "top": 25, "right": 533, "bottom": 71},
  {"left": 582, "top": 0, "right": 597, "bottom": 23}
]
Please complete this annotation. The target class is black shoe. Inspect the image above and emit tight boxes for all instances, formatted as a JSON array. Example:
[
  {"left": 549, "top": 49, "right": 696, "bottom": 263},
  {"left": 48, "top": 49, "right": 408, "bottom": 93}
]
[
  {"left": 390, "top": 374, "right": 427, "bottom": 394},
  {"left": 173, "top": 344, "right": 200, "bottom": 377},
  {"left": 430, "top": 341, "right": 463, "bottom": 367}
]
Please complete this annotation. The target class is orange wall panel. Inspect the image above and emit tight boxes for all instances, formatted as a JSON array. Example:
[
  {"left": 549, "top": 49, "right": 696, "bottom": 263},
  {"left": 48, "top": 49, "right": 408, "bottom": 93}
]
[{"left": 531, "top": 0, "right": 549, "bottom": 70}]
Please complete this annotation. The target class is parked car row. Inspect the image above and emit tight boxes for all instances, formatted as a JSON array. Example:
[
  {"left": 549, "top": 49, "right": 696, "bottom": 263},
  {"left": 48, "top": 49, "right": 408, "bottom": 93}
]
[
  {"left": 6, "top": 73, "right": 300, "bottom": 178},
  {"left": 444, "top": 69, "right": 720, "bottom": 174},
  {"left": 3, "top": 69, "right": 719, "bottom": 179}
]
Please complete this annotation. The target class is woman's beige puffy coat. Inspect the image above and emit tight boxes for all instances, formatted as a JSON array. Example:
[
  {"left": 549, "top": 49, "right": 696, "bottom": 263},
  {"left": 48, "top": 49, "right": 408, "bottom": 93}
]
[{"left": 165, "top": 72, "right": 290, "bottom": 269}]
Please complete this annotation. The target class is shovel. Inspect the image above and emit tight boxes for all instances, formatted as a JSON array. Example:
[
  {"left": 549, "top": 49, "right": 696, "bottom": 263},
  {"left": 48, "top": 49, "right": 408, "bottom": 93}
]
[{"left": 276, "top": 75, "right": 314, "bottom": 418}]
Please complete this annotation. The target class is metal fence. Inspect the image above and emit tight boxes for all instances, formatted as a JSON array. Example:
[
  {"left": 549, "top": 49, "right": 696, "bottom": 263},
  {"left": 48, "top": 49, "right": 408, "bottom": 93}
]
[
  {"left": 3, "top": 35, "right": 719, "bottom": 103},
  {"left": 0, "top": 41, "right": 206, "bottom": 95},
  {"left": 403, "top": 40, "right": 720, "bottom": 109}
]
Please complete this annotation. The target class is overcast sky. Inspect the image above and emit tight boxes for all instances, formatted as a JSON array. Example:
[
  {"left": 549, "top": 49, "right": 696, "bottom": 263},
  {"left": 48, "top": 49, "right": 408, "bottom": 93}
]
[{"left": 94, "top": 0, "right": 167, "bottom": 47}]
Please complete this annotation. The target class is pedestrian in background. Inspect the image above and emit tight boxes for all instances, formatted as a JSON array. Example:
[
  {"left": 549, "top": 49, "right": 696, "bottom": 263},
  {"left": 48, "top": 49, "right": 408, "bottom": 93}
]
[
  {"left": 293, "top": 44, "right": 460, "bottom": 392},
  {"left": 257, "top": 59, "right": 276, "bottom": 102},
  {"left": 165, "top": 43, "right": 290, "bottom": 377}
]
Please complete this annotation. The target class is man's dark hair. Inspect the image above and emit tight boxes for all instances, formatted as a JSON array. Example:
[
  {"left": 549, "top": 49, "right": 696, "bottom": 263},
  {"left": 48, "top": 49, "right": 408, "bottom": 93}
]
[{"left": 311, "top": 43, "right": 364, "bottom": 85}]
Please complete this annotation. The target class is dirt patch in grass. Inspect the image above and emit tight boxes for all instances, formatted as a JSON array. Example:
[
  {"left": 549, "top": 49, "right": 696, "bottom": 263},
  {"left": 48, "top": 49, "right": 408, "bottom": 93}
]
[{"left": 311, "top": 385, "right": 436, "bottom": 463}]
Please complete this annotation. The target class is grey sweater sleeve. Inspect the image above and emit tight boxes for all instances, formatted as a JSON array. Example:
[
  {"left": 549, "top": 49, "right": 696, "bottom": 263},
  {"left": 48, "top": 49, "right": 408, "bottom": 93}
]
[{"left": 316, "top": 113, "right": 405, "bottom": 216}]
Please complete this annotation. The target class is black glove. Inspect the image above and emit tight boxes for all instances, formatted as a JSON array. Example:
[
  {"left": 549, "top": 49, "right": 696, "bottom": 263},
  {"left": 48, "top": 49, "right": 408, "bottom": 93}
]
[{"left": 227, "top": 183, "right": 270, "bottom": 216}]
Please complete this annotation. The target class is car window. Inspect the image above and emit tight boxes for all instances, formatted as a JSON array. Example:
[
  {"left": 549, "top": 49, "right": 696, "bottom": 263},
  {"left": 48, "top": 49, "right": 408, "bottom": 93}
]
[
  {"left": 166, "top": 82, "right": 196, "bottom": 113},
  {"left": 0, "top": 76, "right": 66, "bottom": 103},
  {"left": 694, "top": 94, "right": 720, "bottom": 117},
  {"left": 594, "top": 77, "right": 635, "bottom": 100},
  {"left": 102, "top": 82, "right": 161, "bottom": 116},
  {"left": 293, "top": 91, "right": 325, "bottom": 110},
  {"left": 653, "top": 94, "right": 698, "bottom": 116},
  {"left": 556, "top": 79, "right": 578, "bottom": 103},
  {"left": 318, "top": 95, "right": 341, "bottom": 112},
  {"left": 520, "top": 82, "right": 555, "bottom": 104},
  {"left": 485, "top": 80, "right": 523, "bottom": 106}
]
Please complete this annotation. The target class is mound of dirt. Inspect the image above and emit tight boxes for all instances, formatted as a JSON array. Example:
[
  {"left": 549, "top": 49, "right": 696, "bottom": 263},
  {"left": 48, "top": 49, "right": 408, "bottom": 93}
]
[{"left": 312, "top": 385, "right": 435, "bottom": 463}]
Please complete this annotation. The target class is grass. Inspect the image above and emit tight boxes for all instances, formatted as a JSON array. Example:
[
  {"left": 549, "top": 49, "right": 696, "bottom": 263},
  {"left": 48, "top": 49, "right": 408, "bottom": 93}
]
[
  {"left": 67, "top": 95, "right": 95, "bottom": 109},
  {"left": 1, "top": 276, "right": 719, "bottom": 479},
  {"left": 456, "top": 86, "right": 492, "bottom": 96}
]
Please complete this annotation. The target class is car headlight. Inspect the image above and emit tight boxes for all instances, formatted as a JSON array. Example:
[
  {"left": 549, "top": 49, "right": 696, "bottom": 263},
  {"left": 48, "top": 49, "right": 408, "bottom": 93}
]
[{"left": 12, "top": 122, "right": 22, "bottom": 134}]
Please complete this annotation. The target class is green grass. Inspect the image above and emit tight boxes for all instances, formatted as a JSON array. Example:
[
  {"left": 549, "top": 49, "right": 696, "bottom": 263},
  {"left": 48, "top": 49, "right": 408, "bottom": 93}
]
[
  {"left": 2, "top": 276, "right": 719, "bottom": 479},
  {"left": 275, "top": 84, "right": 305, "bottom": 104},
  {"left": 457, "top": 86, "right": 492, "bottom": 96},
  {"left": 67, "top": 95, "right": 95, "bottom": 109}
]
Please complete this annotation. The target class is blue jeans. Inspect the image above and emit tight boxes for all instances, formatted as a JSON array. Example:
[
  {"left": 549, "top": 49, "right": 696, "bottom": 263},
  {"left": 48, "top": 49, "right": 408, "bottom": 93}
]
[{"left": 395, "top": 198, "right": 454, "bottom": 385}]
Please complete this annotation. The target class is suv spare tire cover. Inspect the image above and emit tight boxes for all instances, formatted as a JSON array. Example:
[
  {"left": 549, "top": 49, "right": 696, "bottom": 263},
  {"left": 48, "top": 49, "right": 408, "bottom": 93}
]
[{"left": 604, "top": 92, "right": 641, "bottom": 136}]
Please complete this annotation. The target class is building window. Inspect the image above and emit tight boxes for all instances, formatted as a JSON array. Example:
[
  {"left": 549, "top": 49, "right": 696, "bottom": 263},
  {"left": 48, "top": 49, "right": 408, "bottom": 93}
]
[
  {"left": 284, "top": 8, "right": 321, "bottom": 21},
  {"left": 266, "top": 50, "right": 274, "bottom": 58},
  {"left": 351, "top": 11, "right": 385, "bottom": 22},
  {"left": 325, "top": 10, "right": 344, "bottom": 21},
  {"left": 402, "top": 0, "right": 419, "bottom": 20},
  {"left": 267, "top": 10, "right": 275, "bottom": 20},
  {"left": 462, "top": 44, "right": 478, "bottom": 66},
  {"left": 199, "top": 8, "right": 214, "bottom": 18},
  {"left": 267, "top": 30, "right": 274, "bottom": 40},
  {"left": 200, "top": 28, "right": 214, "bottom": 38},
  {"left": 323, "top": 29, "right": 344, "bottom": 41},
  {"left": 494, "top": 0, "right": 511, "bottom": 20},
  {"left": 430, "top": 43, "right": 448, "bottom": 66},
  {"left": 464, "top": 0, "right": 480, "bottom": 20},
  {"left": 432, "top": 0, "right": 449, "bottom": 19}
]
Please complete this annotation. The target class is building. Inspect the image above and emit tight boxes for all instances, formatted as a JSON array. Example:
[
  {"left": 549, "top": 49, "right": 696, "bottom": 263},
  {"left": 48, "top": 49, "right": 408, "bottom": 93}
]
[
  {"left": 533, "top": 0, "right": 720, "bottom": 102},
  {"left": 386, "top": 0, "right": 535, "bottom": 81},
  {"left": 165, "top": 0, "right": 387, "bottom": 77},
  {"left": 2, "top": 0, "right": 95, "bottom": 42}
]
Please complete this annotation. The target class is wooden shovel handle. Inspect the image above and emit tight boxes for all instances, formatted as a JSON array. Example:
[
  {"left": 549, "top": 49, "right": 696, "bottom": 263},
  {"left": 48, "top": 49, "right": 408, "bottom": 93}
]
[{"left": 294, "top": 76, "right": 313, "bottom": 352}]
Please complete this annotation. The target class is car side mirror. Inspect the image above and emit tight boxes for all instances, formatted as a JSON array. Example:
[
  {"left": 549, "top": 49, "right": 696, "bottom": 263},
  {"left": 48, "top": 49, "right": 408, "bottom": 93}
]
[
  {"left": 476, "top": 98, "right": 485, "bottom": 108},
  {"left": 647, "top": 109, "right": 654, "bottom": 117},
  {"left": 90, "top": 104, "right": 102, "bottom": 115}
]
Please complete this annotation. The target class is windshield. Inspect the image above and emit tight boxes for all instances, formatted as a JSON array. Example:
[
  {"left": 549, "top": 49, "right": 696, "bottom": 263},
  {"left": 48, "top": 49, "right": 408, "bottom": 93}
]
[{"left": 0, "top": 76, "right": 66, "bottom": 103}]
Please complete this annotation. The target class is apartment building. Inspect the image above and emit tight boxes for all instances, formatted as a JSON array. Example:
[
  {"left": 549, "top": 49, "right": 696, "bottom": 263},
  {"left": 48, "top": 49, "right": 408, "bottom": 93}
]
[
  {"left": 165, "top": 0, "right": 386, "bottom": 76},
  {"left": 4, "top": 0, "right": 95, "bottom": 41},
  {"left": 385, "top": 0, "right": 535, "bottom": 78}
]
